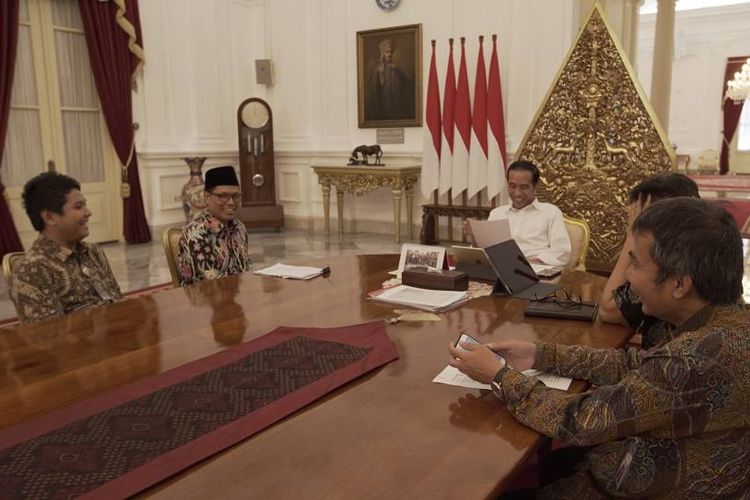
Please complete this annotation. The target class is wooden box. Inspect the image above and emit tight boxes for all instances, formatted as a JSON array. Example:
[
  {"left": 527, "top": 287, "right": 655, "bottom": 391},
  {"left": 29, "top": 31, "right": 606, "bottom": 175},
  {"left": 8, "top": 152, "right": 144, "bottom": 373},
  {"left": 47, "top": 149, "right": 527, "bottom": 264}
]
[{"left": 402, "top": 267, "right": 469, "bottom": 291}]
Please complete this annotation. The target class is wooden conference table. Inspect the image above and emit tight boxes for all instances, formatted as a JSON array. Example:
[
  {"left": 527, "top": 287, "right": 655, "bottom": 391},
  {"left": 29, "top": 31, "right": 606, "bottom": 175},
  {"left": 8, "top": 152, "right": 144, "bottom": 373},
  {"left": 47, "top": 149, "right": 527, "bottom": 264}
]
[{"left": 0, "top": 255, "right": 631, "bottom": 498}]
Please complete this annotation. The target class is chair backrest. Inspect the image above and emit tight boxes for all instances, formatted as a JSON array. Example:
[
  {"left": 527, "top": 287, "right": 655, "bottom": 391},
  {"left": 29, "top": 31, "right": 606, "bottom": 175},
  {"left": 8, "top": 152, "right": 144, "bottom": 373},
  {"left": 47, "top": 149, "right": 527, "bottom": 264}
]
[
  {"left": 563, "top": 216, "right": 590, "bottom": 271},
  {"left": 696, "top": 149, "right": 720, "bottom": 172},
  {"left": 162, "top": 227, "right": 183, "bottom": 287},
  {"left": 742, "top": 215, "right": 750, "bottom": 238},
  {"left": 2, "top": 252, "right": 25, "bottom": 282}
]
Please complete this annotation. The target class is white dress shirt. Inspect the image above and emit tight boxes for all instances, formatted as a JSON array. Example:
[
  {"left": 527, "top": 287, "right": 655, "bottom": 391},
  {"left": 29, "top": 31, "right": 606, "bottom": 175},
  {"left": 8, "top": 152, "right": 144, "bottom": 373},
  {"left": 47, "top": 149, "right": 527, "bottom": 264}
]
[{"left": 487, "top": 199, "right": 571, "bottom": 266}]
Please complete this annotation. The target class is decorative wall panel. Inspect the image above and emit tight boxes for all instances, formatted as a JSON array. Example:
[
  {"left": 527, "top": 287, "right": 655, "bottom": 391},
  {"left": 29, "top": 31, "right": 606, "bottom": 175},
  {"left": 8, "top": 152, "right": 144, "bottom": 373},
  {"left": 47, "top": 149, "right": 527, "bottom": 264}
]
[{"left": 516, "top": 5, "right": 674, "bottom": 270}]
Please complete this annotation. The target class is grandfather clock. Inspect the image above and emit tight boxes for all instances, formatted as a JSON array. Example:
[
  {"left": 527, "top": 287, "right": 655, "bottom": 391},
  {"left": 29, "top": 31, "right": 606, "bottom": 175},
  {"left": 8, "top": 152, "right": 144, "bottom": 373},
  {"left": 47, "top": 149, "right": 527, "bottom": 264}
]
[{"left": 236, "top": 97, "right": 284, "bottom": 230}]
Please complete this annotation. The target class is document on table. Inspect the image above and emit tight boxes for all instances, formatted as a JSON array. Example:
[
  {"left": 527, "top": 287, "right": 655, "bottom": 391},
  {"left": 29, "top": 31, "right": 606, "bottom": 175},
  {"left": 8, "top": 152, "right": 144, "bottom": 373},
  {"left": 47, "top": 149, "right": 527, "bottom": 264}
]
[
  {"left": 368, "top": 285, "right": 467, "bottom": 312},
  {"left": 530, "top": 263, "right": 556, "bottom": 274},
  {"left": 254, "top": 263, "right": 328, "bottom": 280},
  {"left": 433, "top": 365, "right": 572, "bottom": 391}
]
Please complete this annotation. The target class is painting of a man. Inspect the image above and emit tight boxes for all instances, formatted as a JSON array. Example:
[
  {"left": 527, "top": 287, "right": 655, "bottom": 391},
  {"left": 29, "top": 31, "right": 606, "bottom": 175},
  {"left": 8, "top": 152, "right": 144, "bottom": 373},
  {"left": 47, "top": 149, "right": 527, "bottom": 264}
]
[
  {"left": 366, "top": 39, "right": 413, "bottom": 120},
  {"left": 358, "top": 24, "right": 421, "bottom": 128}
]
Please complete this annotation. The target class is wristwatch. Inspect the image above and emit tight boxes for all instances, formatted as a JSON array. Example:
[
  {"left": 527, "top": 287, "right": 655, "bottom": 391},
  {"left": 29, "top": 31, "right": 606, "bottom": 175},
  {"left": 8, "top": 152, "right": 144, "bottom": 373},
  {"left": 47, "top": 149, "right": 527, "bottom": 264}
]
[{"left": 490, "top": 366, "right": 507, "bottom": 400}]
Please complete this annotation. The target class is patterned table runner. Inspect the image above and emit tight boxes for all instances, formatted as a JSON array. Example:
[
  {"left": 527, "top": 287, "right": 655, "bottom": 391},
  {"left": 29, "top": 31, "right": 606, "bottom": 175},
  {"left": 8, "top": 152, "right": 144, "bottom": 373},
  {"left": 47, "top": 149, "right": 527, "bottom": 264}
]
[{"left": 0, "top": 321, "right": 398, "bottom": 499}]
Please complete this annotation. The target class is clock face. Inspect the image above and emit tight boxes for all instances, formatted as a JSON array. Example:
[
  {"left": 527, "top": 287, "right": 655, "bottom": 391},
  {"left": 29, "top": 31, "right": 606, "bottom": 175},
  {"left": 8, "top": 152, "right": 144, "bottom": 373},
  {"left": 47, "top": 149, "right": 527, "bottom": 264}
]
[
  {"left": 241, "top": 101, "right": 269, "bottom": 129},
  {"left": 375, "top": 0, "right": 401, "bottom": 12}
]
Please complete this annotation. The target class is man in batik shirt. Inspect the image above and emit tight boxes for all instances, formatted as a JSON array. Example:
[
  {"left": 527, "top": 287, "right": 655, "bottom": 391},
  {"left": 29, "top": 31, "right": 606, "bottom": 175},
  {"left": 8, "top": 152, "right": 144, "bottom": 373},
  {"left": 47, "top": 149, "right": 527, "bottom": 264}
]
[
  {"left": 177, "top": 165, "right": 252, "bottom": 286},
  {"left": 450, "top": 198, "right": 750, "bottom": 498},
  {"left": 598, "top": 172, "right": 700, "bottom": 349},
  {"left": 9, "top": 172, "right": 122, "bottom": 323}
]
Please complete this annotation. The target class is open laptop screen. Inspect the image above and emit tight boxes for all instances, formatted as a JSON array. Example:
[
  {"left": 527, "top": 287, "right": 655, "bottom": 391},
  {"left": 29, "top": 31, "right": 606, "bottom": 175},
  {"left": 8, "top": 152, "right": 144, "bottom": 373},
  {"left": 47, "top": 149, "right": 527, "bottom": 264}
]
[{"left": 484, "top": 239, "right": 539, "bottom": 295}]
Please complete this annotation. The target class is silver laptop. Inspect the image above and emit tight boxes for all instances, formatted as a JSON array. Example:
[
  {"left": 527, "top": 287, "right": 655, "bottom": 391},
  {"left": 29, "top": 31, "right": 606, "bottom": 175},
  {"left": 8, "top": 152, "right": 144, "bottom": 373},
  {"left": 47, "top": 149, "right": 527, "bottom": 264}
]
[{"left": 452, "top": 246, "right": 497, "bottom": 282}]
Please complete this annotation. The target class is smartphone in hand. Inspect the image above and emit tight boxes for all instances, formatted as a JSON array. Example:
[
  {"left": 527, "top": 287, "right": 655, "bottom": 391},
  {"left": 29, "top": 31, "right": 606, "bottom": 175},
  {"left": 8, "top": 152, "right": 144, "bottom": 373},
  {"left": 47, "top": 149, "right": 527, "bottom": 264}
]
[{"left": 454, "top": 333, "right": 506, "bottom": 365}]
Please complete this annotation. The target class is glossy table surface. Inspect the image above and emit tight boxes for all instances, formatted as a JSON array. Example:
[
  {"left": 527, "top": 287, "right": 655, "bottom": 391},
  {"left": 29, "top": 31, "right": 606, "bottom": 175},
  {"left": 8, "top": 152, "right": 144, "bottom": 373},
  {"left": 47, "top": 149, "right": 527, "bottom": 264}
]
[{"left": 0, "top": 255, "right": 632, "bottom": 499}]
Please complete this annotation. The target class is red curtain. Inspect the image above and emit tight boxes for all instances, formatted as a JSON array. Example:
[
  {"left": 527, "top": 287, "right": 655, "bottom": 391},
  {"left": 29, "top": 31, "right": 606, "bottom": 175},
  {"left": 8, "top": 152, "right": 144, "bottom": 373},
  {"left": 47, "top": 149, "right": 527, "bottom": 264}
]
[
  {"left": 0, "top": 0, "right": 24, "bottom": 261},
  {"left": 79, "top": 0, "right": 150, "bottom": 243},
  {"left": 720, "top": 56, "right": 749, "bottom": 175}
]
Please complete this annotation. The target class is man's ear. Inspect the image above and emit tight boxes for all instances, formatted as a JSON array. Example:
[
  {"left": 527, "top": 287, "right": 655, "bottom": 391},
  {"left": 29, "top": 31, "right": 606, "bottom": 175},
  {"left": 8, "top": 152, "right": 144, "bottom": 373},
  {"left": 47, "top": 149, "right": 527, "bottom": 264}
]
[
  {"left": 41, "top": 209, "right": 57, "bottom": 227},
  {"left": 672, "top": 275, "right": 694, "bottom": 299}
]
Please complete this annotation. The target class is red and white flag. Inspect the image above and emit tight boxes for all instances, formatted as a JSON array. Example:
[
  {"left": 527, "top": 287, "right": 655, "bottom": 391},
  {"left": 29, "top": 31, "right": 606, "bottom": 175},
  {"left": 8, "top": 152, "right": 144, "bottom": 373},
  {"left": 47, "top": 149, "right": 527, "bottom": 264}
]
[
  {"left": 421, "top": 40, "right": 442, "bottom": 199},
  {"left": 467, "top": 36, "right": 488, "bottom": 198},
  {"left": 487, "top": 34, "right": 508, "bottom": 204},
  {"left": 452, "top": 37, "right": 471, "bottom": 197},
  {"left": 439, "top": 39, "right": 456, "bottom": 196}
]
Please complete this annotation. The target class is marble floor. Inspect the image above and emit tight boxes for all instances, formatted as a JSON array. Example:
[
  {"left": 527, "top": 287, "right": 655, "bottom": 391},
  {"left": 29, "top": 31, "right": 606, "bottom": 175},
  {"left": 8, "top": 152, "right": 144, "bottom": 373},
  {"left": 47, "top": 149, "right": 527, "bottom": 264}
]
[{"left": 0, "top": 229, "right": 405, "bottom": 322}]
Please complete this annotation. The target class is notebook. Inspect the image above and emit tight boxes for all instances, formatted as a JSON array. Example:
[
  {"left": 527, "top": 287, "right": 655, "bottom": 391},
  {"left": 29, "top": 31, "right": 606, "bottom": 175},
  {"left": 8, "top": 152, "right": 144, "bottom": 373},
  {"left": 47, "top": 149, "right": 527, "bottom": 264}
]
[{"left": 484, "top": 239, "right": 562, "bottom": 300}]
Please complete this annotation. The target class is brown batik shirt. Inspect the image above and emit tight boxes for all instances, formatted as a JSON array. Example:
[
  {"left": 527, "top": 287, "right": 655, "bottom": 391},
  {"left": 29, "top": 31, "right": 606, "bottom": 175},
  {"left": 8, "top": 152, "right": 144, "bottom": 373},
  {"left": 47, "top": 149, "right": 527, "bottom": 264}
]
[
  {"left": 9, "top": 236, "right": 122, "bottom": 323},
  {"left": 494, "top": 305, "right": 750, "bottom": 499}
]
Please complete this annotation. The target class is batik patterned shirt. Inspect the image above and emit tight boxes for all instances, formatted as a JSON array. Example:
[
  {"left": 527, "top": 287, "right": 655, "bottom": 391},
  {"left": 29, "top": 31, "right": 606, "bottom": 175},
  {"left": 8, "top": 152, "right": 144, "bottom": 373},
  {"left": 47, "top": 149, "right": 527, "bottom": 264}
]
[
  {"left": 494, "top": 305, "right": 750, "bottom": 499},
  {"left": 177, "top": 211, "right": 252, "bottom": 287},
  {"left": 9, "top": 236, "right": 122, "bottom": 323}
]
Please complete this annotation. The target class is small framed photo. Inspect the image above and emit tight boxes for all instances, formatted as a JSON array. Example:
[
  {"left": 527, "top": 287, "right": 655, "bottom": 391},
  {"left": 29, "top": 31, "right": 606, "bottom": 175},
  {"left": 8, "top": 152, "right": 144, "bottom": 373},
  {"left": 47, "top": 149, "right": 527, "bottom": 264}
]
[
  {"left": 398, "top": 244, "right": 447, "bottom": 273},
  {"left": 357, "top": 24, "right": 422, "bottom": 128}
]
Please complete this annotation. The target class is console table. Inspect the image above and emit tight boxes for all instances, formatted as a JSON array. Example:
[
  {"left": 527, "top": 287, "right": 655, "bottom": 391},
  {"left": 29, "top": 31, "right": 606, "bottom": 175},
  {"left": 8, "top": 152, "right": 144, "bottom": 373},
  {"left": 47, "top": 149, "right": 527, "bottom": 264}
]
[{"left": 311, "top": 165, "right": 420, "bottom": 243}]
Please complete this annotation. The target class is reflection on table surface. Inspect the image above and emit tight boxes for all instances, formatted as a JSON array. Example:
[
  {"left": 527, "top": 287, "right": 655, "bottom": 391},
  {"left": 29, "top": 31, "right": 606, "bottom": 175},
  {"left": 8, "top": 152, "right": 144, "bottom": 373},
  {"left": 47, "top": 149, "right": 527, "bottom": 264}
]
[{"left": 0, "top": 254, "right": 633, "bottom": 498}]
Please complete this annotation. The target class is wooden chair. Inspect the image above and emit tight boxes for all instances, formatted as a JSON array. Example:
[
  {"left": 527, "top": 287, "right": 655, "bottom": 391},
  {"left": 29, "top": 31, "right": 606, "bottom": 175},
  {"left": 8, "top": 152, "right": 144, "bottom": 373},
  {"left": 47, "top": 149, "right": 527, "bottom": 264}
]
[
  {"left": 563, "top": 216, "right": 590, "bottom": 271},
  {"left": 2, "top": 252, "right": 25, "bottom": 282},
  {"left": 162, "top": 227, "right": 183, "bottom": 287}
]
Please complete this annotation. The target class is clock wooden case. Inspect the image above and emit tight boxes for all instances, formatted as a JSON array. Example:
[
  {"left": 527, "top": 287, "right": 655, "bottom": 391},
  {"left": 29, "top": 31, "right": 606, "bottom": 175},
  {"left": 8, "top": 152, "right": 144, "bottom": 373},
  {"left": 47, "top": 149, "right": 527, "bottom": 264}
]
[{"left": 236, "top": 97, "right": 284, "bottom": 230}]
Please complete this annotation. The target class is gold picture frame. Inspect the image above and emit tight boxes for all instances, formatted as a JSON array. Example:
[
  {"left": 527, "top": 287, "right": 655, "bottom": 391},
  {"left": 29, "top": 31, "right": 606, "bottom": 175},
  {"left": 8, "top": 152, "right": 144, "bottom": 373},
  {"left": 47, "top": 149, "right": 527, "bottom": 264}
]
[{"left": 357, "top": 23, "right": 422, "bottom": 128}]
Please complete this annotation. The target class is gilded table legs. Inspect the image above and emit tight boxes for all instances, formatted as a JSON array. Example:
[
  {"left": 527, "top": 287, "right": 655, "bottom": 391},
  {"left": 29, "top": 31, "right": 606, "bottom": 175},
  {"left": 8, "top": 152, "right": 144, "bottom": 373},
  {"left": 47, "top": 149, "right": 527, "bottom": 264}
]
[
  {"left": 392, "top": 188, "right": 402, "bottom": 244},
  {"left": 336, "top": 188, "right": 344, "bottom": 240},
  {"left": 321, "top": 185, "right": 331, "bottom": 237}
]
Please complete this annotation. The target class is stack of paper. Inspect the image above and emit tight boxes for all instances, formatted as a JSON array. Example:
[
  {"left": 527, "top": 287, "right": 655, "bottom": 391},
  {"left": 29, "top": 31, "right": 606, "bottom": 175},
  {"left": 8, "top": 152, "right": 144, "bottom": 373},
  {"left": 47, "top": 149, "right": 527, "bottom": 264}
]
[
  {"left": 368, "top": 285, "right": 467, "bottom": 312},
  {"left": 433, "top": 365, "right": 572, "bottom": 391},
  {"left": 254, "top": 263, "right": 328, "bottom": 280}
]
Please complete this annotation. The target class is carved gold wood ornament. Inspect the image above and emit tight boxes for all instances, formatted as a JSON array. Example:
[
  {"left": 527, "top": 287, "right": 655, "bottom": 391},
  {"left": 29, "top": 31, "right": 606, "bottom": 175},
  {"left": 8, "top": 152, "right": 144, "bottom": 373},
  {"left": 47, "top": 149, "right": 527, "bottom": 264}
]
[{"left": 515, "top": 4, "right": 675, "bottom": 271}]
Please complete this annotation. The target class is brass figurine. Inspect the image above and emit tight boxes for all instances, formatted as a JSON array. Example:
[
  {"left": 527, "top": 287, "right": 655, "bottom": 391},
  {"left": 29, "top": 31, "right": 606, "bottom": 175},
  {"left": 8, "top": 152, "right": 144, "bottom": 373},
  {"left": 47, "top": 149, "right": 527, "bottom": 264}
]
[{"left": 348, "top": 144, "right": 384, "bottom": 166}]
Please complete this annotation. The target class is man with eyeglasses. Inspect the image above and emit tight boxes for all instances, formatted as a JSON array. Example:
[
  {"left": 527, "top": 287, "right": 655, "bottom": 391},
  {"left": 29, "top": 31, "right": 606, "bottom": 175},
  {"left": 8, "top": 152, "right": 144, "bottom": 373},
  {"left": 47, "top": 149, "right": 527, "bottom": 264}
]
[
  {"left": 449, "top": 198, "right": 750, "bottom": 498},
  {"left": 177, "top": 165, "right": 252, "bottom": 286}
]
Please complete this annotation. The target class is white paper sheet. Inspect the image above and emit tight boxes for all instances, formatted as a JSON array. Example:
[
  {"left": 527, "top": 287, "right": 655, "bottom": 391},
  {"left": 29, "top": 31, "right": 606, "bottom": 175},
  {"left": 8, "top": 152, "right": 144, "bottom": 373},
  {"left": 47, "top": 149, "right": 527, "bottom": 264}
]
[
  {"left": 254, "top": 263, "right": 327, "bottom": 280},
  {"left": 433, "top": 365, "right": 572, "bottom": 391}
]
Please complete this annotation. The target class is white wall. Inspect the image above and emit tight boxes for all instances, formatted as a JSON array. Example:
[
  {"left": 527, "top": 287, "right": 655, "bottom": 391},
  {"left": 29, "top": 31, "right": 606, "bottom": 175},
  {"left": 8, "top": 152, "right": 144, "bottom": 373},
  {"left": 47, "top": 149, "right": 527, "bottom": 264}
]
[
  {"left": 133, "top": 0, "right": 576, "bottom": 231},
  {"left": 636, "top": 3, "right": 750, "bottom": 169}
]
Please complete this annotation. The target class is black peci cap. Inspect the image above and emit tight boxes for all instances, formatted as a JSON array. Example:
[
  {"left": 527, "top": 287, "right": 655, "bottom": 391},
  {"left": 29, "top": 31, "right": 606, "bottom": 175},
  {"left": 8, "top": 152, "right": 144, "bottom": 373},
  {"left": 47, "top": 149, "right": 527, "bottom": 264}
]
[{"left": 205, "top": 165, "right": 239, "bottom": 191}]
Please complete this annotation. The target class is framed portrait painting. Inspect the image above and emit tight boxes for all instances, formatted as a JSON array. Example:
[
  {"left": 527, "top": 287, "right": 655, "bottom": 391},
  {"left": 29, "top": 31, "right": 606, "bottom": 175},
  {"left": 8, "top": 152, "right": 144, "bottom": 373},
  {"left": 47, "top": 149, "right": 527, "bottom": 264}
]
[{"left": 357, "top": 24, "right": 422, "bottom": 128}]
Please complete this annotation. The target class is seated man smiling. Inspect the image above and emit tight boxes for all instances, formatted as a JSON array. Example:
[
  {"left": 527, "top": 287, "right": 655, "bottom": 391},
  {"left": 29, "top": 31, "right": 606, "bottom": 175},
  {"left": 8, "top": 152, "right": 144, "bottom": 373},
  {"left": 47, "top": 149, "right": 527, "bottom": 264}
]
[
  {"left": 9, "top": 172, "right": 122, "bottom": 323},
  {"left": 449, "top": 197, "right": 749, "bottom": 498},
  {"left": 177, "top": 165, "right": 252, "bottom": 286}
]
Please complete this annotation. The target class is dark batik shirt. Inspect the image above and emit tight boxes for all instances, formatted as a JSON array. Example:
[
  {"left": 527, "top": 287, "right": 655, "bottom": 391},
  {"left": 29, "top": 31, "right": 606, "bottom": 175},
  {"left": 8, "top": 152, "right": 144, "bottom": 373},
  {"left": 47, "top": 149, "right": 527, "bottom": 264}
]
[
  {"left": 9, "top": 236, "right": 122, "bottom": 323},
  {"left": 613, "top": 280, "right": 674, "bottom": 349},
  {"left": 177, "top": 211, "right": 252, "bottom": 287},
  {"left": 494, "top": 305, "right": 750, "bottom": 499}
]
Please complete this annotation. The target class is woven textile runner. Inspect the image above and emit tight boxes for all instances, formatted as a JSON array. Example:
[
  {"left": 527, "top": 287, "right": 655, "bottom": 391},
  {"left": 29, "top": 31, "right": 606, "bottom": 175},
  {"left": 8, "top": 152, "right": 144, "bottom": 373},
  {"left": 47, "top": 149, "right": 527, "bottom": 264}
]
[{"left": 0, "top": 321, "right": 398, "bottom": 499}]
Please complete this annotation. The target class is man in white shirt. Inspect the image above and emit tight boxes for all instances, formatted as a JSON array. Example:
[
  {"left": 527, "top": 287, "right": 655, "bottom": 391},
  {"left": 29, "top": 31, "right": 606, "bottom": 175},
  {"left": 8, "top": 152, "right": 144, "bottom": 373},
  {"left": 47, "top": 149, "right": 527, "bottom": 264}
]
[{"left": 484, "top": 160, "right": 570, "bottom": 266}]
